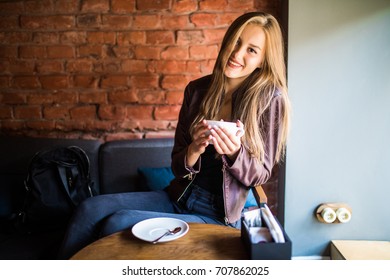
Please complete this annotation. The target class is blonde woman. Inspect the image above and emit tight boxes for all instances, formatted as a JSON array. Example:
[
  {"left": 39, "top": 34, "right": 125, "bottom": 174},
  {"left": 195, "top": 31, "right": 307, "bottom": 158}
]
[{"left": 58, "top": 12, "right": 290, "bottom": 259}]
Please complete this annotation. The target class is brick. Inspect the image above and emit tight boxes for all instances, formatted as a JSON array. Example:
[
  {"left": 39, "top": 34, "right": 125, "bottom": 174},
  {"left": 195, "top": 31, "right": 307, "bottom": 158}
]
[
  {"left": 43, "top": 105, "right": 71, "bottom": 120},
  {"left": 21, "top": 15, "right": 74, "bottom": 29},
  {"left": 12, "top": 76, "right": 40, "bottom": 89},
  {"left": 172, "top": 0, "right": 198, "bottom": 13},
  {"left": 81, "top": 0, "right": 110, "bottom": 13},
  {"left": 101, "top": 75, "right": 128, "bottom": 88},
  {"left": 160, "top": 15, "right": 192, "bottom": 29},
  {"left": 161, "top": 46, "right": 188, "bottom": 60},
  {"left": 36, "top": 61, "right": 63, "bottom": 73},
  {"left": 79, "top": 91, "right": 107, "bottom": 104},
  {"left": 0, "top": 106, "right": 12, "bottom": 119},
  {"left": 19, "top": 46, "right": 46, "bottom": 59},
  {"left": 121, "top": 60, "right": 147, "bottom": 73},
  {"left": 190, "top": 13, "right": 219, "bottom": 27},
  {"left": 117, "top": 31, "right": 145, "bottom": 45},
  {"left": 78, "top": 45, "right": 104, "bottom": 58},
  {"left": 70, "top": 105, "right": 96, "bottom": 120},
  {"left": 137, "top": 90, "right": 165, "bottom": 104},
  {"left": 54, "top": 0, "right": 79, "bottom": 13},
  {"left": 47, "top": 45, "right": 75, "bottom": 59},
  {"left": 130, "top": 74, "right": 159, "bottom": 89},
  {"left": 51, "top": 91, "right": 78, "bottom": 104},
  {"left": 102, "top": 15, "right": 132, "bottom": 30},
  {"left": 118, "top": 120, "right": 140, "bottom": 130},
  {"left": 98, "top": 105, "right": 127, "bottom": 120},
  {"left": 24, "top": 0, "right": 53, "bottom": 14},
  {"left": 60, "top": 32, "right": 87, "bottom": 44},
  {"left": 1, "top": 32, "right": 31, "bottom": 44},
  {"left": 187, "top": 59, "right": 215, "bottom": 75},
  {"left": 199, "top": 0, "right": 227, "bottom": 10},
  {"left": 74, "top": 75, "right": 99, "bottom": 88},
  {"left": 154, "top": 105, "right": 181, "bottom": 120},
  {"left": 166, "top": 90, "right": 184, "bottom": 104},
  {"left": 138, "top": 120, "right": 171, "bottom": 130},
  {"left": 111, "top": 0, "right": 136, "bottom": 13},
  {"left": 134, "top": 46, "right": 161, "bottom": 60},
  {"left": 87, "top": 32, "right": 116, "bottom": 44},
  {"left": 1, "top": 92, "right": 26, "bottom": 104},
  {"left": 161, "top": 75, "right": 189, "bottom": 90},
  {"left": 133, "top": 15, "right": 160, "bottom": 29},
  {"left": 136, "top": 0, "right": 170, "bottom": 11},
  {"left": 33, "top": 32, "right": 59, "bottom": 44},
  {"left": 40, "top": 75, "right": 69, "bottom": 89},
  {"left": 0, "top": 76, "right": 10, "bottom": 88},
  {"left": 0, "top": 46, "right": 17, "bottom": 59},
  {"left": 14, "top": 106, "right": 41, "bottom": 119},
  {"left": 177, "top": 30, "right": 204, "bottom": 45},
  {"left": 1, "top": 120, "right": 25, "bottom": 130},
  {"left": 154, "top": 60, "right": 187, "bottom": 74},
  {"left": 189, "top": 45, "right": 219, "bottom": 59},
  {"left": 9, "top": 61, "right": 35, "bottom": 73},
  {"left": 66, "top": 59, "right": 93, "bottom": 73},
  {"left": 26, "top": 120, "right": 56, "bottom": 130},
  {"left": 77, "top": 14, "right": 101, "bottom": 28},
  {"left": 145, "top": 130, "right": 175, "bottom": 139},
  {"left": 126, "top": 105, "right": 153, "bottom": 119},
  {"left": 28, "top": 92, "right": 78, "bottom": 105},
  {"left": 110, "top": 46, "right": 134, "bottom": 59},
  {"left": 108, "top": 88, "right": 138, "bottom": 103},
  {"left": 227, "top": 0, "right": 254, "bottom": 11},
  {"left": 203, "top": 29, "right": 226, "bottom": 43},
  {"left": 146, "top": 31, "right": 175, "bottom": 45},
  {"left": 0, "top": 16, "right": 19, "bottom": 29},
  {"left": 55, "top": 120, "right": 85, "bottom": 131},
  {"left": 0, "top": 1, "right": 23, "bottom": 14},
  {"left": 105, "top": 132, "right": 143, "bottom": 141},
  {"left": 219, "top": 12, "right": 242, "bottom": 26}
]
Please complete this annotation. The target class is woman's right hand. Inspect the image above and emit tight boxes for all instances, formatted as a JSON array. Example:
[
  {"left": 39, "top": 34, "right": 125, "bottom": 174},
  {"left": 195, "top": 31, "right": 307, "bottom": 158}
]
[{"left": 186, "top": 120, "right": 212, "bottom": 167}]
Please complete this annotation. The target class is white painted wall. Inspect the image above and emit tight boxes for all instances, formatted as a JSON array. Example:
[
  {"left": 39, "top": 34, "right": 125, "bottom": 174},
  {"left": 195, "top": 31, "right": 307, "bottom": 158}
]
[{"left": 286, "top": 0, "right": 390, "bottom": 256}]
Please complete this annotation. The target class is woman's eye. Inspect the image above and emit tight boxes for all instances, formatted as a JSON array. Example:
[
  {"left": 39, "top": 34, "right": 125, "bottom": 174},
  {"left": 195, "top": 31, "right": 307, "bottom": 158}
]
[{"left": 248, "top": 48, "right": 257, "bottom": 54}]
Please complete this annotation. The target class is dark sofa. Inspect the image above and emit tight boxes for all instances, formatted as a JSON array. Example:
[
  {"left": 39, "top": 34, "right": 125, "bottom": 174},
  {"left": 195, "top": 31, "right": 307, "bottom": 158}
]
[{"left": 0, "top": 135, "right": 174, "bottom": 260}]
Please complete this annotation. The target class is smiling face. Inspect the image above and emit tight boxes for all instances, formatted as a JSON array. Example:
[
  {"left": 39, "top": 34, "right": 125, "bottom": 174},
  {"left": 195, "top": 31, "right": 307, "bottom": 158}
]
[{"left": 224, "top": 23, "right": 266, "bottom": 87}]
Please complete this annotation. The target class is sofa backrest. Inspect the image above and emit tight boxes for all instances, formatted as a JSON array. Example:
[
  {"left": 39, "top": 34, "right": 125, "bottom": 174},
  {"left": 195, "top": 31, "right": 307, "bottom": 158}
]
[
  {"left": 99, "top": 138, "right": 174, "bottom": 194},
  {"left": 0, "top": 136, "right": 102, "bottom": 219}
]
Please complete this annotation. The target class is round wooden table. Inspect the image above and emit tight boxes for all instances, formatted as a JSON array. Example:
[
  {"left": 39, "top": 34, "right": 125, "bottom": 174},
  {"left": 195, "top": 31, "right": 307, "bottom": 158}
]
[{"left": 71, "top": 223, "right": 248, "bottom": 260}]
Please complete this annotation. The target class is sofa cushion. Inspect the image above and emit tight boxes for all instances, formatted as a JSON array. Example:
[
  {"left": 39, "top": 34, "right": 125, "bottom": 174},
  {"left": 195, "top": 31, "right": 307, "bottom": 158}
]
[{"left": 137, "top": 166, "right": 174, "bottom": 191}]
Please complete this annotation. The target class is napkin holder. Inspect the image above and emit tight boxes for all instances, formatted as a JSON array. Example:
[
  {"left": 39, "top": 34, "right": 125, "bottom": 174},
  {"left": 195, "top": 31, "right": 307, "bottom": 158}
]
[{"left": 241, "top": 208, "right": 292, "bottom": 260}]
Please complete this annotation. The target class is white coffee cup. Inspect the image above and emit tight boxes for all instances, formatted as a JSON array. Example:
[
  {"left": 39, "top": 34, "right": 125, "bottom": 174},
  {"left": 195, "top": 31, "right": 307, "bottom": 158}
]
[{"left": 205, "top": 120, "right": 245, "bottom": 137}]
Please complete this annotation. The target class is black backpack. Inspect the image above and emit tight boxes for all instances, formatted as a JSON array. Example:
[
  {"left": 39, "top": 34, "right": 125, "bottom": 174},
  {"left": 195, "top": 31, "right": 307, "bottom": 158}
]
[{"left": 16, "top": 146, "right": 95, "bottom": 233}]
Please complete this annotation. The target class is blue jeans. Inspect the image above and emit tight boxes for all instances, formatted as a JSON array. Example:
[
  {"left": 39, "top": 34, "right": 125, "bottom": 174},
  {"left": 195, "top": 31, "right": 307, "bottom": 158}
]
[{"left": 57, "top": 186, "right": 239, "bottom": 259}]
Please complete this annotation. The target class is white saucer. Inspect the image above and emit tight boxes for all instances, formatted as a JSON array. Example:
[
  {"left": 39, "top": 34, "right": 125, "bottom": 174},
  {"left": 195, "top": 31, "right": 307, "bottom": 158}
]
[{"left": 131, "top": 217, "right": 189, "bottom": 243}]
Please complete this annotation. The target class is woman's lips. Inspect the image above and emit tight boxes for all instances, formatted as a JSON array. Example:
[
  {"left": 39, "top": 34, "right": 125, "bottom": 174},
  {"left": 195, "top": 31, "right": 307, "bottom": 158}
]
[{"left": 227, "top": 59, "right": 242, "bottom": 68}]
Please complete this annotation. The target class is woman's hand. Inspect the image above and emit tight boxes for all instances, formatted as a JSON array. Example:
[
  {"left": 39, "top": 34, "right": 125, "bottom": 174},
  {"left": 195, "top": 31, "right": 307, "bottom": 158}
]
[
  {"left": 210, "top": 120, "right": 244, "bottom": 160},
  {"left": 186, "top": 120, "right": 212, "bottom": 167}
]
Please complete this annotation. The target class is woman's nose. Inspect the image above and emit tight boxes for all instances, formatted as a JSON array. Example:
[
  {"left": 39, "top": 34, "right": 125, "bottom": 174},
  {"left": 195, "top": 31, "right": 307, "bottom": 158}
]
[{"left": 232, "top": 46, "right": 245, "bottom": 60}]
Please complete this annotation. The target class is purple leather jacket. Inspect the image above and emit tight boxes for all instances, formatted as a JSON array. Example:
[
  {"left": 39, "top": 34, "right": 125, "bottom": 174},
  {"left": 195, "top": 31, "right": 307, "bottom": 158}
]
[{"left": 165, "top": 75, "right": 283, "bottom": 223}]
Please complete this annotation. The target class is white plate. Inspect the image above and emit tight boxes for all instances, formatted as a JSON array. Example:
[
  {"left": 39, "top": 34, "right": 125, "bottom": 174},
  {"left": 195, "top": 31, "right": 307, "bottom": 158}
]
[{"left": 131, "top": 217, "right": 189, "bottom": 243}]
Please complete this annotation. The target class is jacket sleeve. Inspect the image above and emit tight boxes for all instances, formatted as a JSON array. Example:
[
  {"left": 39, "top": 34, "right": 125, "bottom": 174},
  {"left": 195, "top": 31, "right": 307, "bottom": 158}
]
[
  {"left": 171, "top": 82, "right": 201, "bottom": 178},
  {"left": 223, "top": 93, "right": 283, "bottom": 187}
]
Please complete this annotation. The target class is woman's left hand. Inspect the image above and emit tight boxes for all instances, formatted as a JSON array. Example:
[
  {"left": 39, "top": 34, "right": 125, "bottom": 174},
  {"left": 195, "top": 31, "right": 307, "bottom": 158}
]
[{"left": 210, "top": 120, "right": 244, "bottom": 160}]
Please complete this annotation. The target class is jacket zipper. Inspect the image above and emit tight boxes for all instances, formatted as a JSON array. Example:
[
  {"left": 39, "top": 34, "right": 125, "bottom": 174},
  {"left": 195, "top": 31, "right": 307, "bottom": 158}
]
[
  {"left": 176, "top": 172, "right": 196, "bottom": 203},
  {"left": 221, "top": 164, "right": 229, "bottom": 225}
]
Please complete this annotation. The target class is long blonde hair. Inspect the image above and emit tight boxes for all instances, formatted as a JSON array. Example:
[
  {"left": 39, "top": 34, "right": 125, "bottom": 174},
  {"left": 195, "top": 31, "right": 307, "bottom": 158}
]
[{"left": 191, "top": 12, "right": 290, "bottom": 163}]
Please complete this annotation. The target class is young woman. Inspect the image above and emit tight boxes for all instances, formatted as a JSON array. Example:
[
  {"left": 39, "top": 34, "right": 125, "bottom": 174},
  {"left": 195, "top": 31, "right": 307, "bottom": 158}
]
[{"left": 58, "top": 11, "right": 290, "bottom": 259}]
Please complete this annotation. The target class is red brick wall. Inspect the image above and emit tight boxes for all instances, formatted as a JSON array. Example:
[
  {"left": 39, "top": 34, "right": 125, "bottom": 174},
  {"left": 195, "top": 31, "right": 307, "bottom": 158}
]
[{"left": 0, "top": 0, "right": 282, "bottom": 141}]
